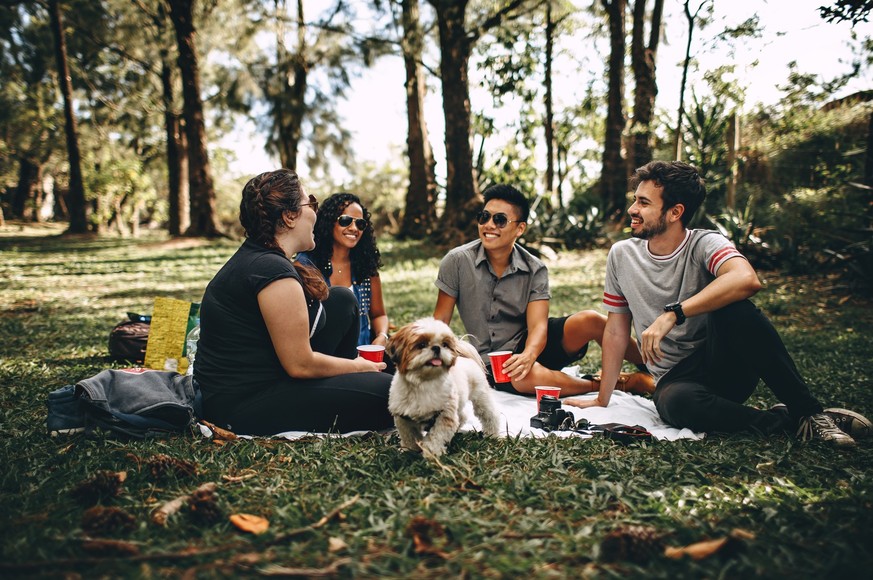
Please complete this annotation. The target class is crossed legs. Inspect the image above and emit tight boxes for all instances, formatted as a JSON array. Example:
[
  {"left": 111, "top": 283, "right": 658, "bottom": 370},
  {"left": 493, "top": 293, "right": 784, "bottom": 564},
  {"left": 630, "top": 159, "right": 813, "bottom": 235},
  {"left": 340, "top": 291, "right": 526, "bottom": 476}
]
[{"left": 509, "top": 310, "right": 645, "bottom": 395}]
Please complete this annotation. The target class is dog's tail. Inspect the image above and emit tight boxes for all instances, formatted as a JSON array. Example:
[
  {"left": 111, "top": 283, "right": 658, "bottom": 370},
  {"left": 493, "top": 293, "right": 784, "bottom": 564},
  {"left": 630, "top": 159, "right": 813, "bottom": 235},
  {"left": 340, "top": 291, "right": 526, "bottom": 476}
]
[{"left": 456, "top": 335, "right": 487, "bottom": 372}]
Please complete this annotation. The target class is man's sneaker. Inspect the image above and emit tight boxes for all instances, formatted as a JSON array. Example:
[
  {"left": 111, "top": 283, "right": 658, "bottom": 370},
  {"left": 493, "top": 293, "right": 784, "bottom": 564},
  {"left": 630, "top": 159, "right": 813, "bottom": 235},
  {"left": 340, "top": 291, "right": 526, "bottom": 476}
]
[
  {"left": 823, "top": 408, "right": 872, "bottom": 440},
  {"left": 589, "top": 372, "right": 656, "bottom": 396},
  {"left": 796, "top": 413, "right": 856, "bottom": 447}
]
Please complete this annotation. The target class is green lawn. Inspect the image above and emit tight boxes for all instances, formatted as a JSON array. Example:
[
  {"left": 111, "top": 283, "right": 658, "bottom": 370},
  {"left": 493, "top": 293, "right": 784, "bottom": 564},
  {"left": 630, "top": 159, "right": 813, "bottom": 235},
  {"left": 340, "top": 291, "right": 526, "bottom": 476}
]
[{"left": 1, "top": 224, "right": 872, "bottom": 578}]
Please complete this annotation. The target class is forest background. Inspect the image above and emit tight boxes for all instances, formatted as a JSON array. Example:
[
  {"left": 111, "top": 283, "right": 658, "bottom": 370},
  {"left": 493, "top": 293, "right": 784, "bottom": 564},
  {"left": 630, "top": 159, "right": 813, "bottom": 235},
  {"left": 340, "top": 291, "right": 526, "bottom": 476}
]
[{"left": 1, "top": 0, "right": 872, "bottom": 289}]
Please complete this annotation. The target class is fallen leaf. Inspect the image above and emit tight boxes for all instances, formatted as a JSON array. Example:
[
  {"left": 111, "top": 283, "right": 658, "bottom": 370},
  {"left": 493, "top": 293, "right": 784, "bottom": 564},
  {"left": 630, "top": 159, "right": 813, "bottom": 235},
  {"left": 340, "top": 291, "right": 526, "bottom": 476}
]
[
  {"left": 664, "top": 532, "right": 749, "bottom": 561},
  {"left": 731, "top": 528, "right": 756, "bottom": 541},
  {"left": 200, "top": 420, "right": 237, "bottom": 441},
  {"left": 328, "top": 536, "right": 348, "bottom": 553},
  {"left": 230, "top": 513, "right": 270, "bottom": 535},
  {"left": 80, "top": 538, "right": 140, "bottom": 556},
  {"left": 665, "top": 538, "right": 728, "bottom": 560},
  {"left": 407, "top": 516, "right": 450, "bottom": 559}
]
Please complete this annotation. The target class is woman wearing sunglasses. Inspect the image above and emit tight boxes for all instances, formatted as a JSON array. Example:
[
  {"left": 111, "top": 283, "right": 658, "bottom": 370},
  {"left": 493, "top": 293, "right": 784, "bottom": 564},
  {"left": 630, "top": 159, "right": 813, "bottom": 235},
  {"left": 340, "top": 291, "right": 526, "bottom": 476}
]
[
  {"left": 194, "top": 170, "right": 393, "bottom": 435},
  {"left": 300, "top": 192, "right": 390, "bottom": 349}
]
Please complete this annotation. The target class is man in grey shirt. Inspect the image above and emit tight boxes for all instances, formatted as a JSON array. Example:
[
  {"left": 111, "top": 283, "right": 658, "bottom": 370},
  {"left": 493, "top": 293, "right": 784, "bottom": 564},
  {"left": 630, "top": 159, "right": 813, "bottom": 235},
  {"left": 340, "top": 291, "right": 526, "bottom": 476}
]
[
  {"left": 567, "top": 160, "right": 870, "bottom": 447},
  {"left": 433, "top": 184, "right": 651, "bottom": 396}
]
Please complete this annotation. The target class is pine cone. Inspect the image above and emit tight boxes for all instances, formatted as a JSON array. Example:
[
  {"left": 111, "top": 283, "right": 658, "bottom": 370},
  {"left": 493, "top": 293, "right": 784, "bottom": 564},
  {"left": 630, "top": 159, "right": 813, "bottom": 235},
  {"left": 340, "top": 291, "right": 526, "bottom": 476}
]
[
  {"left": 599, "top": 525, "right": 664, "bottom": 564},
  {"left": 71, "top": 471, "right": 127, "bottom": 506},
  {"left": 188, "top": 486, "right": 223, "bottom": 525},
  {"left": 146, "top": 454, "right": 197, "bottom": 480},
  {"left": 82, "top": 506, "right": 136, "bottom": 535}
]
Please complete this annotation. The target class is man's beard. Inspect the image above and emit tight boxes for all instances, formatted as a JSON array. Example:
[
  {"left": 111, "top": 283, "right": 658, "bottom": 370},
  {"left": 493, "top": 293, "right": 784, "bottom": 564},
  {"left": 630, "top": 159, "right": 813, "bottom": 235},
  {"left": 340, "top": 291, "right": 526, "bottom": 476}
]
[{"left": 631, "top": 212, "right": 668, "bottom": 239}]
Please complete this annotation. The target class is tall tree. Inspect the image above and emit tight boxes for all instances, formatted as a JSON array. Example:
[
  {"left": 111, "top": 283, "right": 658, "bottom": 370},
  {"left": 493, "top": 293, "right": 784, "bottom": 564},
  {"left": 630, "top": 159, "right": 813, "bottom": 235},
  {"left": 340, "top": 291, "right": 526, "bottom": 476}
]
[
  {"left": 398, "top": 0, "right": 437, "bottom": 239},
  {"left": 48, "top": 0, "right": 87, "bottom": 233},
  {"left": 600, "top": 0, "right": 627, "bottom": 221},
  {"left": 543, "top": 0, "right": 556, "bottom": 202},
  {"left": 427, "top": 0, "right": 533, "bottom": 240},
  {"left": 672, "top": 0, "right": 711, "bottom": 161},
  {"left": 0, "top": 3, "right": 61, "bottom": 223},
  {"left": 165, "top": 0, "right": 220, "bottom": 237},
  {"left": 629, "top": 0, "right": 663, "bottom": 172}
]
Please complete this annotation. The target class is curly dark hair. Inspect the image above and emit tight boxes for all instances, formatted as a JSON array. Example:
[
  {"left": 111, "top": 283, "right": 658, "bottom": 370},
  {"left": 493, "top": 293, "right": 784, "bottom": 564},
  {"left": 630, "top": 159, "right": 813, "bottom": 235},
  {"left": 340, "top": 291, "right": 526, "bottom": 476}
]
[{"left": 308, "top": 192, "right": 383, "bottom": 281}]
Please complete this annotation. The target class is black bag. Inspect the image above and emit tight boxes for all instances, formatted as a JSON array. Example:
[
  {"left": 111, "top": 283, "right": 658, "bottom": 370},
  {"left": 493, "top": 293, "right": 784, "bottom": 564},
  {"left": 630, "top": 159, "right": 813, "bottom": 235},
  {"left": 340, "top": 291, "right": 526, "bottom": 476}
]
[{"left": 108, "top": 313, "right": 151, "bottom": 363}]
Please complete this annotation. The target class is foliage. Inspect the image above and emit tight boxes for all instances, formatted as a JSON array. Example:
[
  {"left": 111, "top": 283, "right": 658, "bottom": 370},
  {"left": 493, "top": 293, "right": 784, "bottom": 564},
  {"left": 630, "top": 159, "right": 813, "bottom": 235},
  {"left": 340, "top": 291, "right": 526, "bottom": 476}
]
[
  {"left": 819, "top": 0, "right": 873, "bottom": 26},
  {"left": 524, "top": 197, "right": 607, "bottom": 252},
  {"left": 1, "top": 230, "right": 872, "bottom": 576}
]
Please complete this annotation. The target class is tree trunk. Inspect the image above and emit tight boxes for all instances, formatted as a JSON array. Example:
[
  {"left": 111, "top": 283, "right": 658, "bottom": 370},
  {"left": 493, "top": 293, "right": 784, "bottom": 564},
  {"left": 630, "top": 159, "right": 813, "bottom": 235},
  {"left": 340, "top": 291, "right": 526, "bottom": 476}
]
[
  {"left": 12, "top": 157, "right": 40, "bottom": 220},
  {"left": 629, "top": 0, "right": 663, "bottom": 172},
  {"left": 162, "top": 55, "right": 189, "bottom": 236},
  {"left": 544, "top": 0, "right": 557, "bottom": 206},
  {"left": 280, "top": 0, "right": 308, "bottom": 170},
  {"left": 399, "top": 0, "right": 437, "bottom": 239},
  {"left": 673, "top": 0, "right": 707, "bottom": 161},
  {"left": 600, "top": 0, "right": 627, "bottom": 222},
  {"left": 166, "top": 0, "right": 220, "bottom": 237},
  {"left": 48, "top": 0, "right": 88, "bottom": 233},
  {"left": 725, "top": 111, "right": 739, "bottom": 209},
  {"left": 866, "top": 111, "right": 873, "bottom": 188},
  {"left": 431, "top": 0, "right": 479, "bottom": 239}
]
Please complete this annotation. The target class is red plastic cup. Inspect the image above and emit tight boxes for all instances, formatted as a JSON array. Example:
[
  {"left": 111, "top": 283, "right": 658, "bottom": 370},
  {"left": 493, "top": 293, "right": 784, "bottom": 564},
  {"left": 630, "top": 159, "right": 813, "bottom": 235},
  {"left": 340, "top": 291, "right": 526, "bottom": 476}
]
[
  {"left": 357, "top": 344, "right": 385, "bottom": 362},
  {"left": 488, "top": 351, "right": 512, "bottom": 383},
  {"left": 535, "top": 386, "right": 561, "bottom": 410}
]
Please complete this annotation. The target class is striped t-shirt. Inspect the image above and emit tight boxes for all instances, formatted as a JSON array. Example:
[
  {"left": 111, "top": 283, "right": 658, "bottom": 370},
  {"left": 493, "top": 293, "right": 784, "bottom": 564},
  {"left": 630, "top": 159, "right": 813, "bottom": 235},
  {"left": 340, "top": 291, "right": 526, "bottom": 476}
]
[{"left": 603, "top": 229, "right": 746, "bottom": 383}]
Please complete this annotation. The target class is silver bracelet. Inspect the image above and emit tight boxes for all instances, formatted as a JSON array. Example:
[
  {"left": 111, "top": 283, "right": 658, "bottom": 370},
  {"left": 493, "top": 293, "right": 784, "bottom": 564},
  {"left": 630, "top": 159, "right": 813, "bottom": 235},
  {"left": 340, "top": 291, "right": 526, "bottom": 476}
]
[{"left": 378, "top": 332, "right": 389, "bottom": 340}]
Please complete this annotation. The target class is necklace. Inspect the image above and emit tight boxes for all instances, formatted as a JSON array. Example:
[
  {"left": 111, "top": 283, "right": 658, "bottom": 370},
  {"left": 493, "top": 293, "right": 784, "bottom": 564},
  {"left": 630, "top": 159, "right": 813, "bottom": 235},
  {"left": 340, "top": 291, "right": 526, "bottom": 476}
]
[{"left": 328, "top": 259, "right": 345, "bottom": 275}]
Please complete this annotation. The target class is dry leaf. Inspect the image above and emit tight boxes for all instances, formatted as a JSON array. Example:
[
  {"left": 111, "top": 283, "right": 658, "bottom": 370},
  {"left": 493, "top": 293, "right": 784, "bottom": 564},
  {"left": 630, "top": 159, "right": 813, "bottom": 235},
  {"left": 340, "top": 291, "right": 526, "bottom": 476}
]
[
  {"left": 665, "top": 528, "right": 754, "bottom": 561},
  {"left": 665, "top": 537, "right": 727, "bottom": 560},
  {"left": 80, "top": 538, "right": 140, "bottom": 556},
  {"left": 230, "top": 513, "right": 270, "bottom": 535},
  {"left": 328, "top": 536, "right": 348, "bottom": 553},
  {"left": 200, "top": 420, "right": 237, "bottom": 441},
  {"left": 407, "top": 516, "right": 450, "bottom": 559},
  {"left": 731, "top": 528, "right": 756, "bottom": 541}
]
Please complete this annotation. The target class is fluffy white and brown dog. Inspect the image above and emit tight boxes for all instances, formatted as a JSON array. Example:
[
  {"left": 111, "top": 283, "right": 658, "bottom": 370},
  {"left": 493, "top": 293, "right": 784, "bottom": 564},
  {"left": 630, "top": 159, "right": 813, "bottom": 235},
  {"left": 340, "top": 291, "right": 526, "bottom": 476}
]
[{"left": 386, "top": 318, "right": 502, "bottom": 457}]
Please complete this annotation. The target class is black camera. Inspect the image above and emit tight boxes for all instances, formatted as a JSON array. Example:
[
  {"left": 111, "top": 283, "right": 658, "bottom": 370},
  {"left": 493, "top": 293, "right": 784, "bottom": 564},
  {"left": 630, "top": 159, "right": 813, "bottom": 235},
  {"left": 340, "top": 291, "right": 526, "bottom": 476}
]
[{"left": 530, "top": 395, "right": 576, "bottom": 431}]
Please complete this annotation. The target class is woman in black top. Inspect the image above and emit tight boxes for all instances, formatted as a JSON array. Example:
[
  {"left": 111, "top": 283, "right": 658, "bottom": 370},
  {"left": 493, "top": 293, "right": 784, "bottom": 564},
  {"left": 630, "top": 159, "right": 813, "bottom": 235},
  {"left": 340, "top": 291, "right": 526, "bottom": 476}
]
[{"left": 195, "top": 169, "right": 393, "bottom": 435}]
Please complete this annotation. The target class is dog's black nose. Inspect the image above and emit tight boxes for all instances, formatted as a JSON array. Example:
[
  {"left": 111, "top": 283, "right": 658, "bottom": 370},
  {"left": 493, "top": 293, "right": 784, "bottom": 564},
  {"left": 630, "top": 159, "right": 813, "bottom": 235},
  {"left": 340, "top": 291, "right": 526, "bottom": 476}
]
[{"left": 431, "top": 345, "right": 441, "bottom": 356}]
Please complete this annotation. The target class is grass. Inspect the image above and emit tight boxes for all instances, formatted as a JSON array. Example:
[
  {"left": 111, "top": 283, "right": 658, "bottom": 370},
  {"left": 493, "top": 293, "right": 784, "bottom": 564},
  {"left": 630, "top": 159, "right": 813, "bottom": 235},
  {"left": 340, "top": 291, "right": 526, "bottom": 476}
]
[{"left": 1, "top": 222, "right": 872, "bottom": 578}]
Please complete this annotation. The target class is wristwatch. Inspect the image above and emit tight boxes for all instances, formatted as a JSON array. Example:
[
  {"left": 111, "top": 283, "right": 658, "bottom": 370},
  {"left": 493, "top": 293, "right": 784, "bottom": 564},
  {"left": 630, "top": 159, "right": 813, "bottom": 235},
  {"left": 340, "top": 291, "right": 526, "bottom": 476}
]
[{"left": 664, "top": 302, "right": 686, "bottom": 325}]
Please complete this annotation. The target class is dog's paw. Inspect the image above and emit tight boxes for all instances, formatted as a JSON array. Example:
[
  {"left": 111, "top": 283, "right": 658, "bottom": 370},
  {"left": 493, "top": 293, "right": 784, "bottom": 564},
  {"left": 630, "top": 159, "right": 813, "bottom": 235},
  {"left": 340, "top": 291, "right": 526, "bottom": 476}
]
[{"left": 420, "top": 441, "right": 447, "bottom": 459}]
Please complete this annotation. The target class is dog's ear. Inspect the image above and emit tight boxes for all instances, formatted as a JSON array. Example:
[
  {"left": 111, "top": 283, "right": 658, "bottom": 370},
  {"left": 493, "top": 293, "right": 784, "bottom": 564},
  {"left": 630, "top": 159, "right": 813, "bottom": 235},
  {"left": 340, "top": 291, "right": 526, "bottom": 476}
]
[{"left": 386, "top": 326, "right": 411, "bottom": 373}]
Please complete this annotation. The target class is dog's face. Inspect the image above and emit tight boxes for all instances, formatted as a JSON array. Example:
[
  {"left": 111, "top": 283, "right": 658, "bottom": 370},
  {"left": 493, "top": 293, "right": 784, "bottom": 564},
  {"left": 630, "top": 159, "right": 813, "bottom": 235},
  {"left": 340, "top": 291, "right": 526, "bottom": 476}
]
[{"left": 387, "top": 318, "right": 461, "bottom": 375}]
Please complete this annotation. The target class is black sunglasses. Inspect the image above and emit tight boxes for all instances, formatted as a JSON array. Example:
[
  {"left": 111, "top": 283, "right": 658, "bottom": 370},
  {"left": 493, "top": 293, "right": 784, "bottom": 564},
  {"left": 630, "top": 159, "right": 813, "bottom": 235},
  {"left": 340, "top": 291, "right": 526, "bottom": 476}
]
[
  {"left": 476, "top": 210, "right": 524, "bottom": 229},
  {"left": 300, "top": 194, "right": 319, "bottom": 213},
  {"left": 337, "top": 215, "right": 368, "bottom": 230}
]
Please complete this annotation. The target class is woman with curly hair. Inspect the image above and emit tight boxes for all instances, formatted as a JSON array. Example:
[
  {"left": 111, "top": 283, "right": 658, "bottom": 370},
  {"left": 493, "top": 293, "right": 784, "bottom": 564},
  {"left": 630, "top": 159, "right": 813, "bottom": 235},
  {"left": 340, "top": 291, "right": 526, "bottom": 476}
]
[
  {"left": 299, "top": 192, "right": 390, "bottom": 347},
  {"left": 195, "top": 170, "right": 393, "bottom": 435}
]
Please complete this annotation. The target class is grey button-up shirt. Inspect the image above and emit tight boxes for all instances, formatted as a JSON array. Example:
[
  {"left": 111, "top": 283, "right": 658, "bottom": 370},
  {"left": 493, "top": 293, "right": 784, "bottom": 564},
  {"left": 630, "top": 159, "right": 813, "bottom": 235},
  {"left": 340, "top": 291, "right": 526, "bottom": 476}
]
[{"left": 435, "top": 240, "right": 550, "bottom": 362}]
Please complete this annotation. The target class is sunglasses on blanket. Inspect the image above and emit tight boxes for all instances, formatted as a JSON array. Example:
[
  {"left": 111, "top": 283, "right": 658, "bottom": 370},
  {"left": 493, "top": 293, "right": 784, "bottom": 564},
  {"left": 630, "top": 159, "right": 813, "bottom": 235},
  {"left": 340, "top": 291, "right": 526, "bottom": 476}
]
[
  {"left": 337, "top": 215, "right": 368, "bottom": 230},
  {"left": 476, "top": 210, "right": 524, "bottom": 229}
]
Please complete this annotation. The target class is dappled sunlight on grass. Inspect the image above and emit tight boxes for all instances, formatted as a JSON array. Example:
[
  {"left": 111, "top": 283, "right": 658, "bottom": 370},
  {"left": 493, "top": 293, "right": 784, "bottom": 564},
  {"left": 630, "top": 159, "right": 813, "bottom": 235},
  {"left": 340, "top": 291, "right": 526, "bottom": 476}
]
[{"left": 0, "top": 233, "right": 872, "bottom": 576}]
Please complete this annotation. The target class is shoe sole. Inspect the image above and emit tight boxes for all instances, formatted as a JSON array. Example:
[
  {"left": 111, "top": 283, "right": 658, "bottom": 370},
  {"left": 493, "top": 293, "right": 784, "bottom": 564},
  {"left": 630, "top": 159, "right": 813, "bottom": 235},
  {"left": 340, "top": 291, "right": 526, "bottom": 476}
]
[
  {"left": 824, "top": 408, "right": 872, "bottom": 440},
  {"left": 49, "top": 427, "right": 86, "bottom": 437}
]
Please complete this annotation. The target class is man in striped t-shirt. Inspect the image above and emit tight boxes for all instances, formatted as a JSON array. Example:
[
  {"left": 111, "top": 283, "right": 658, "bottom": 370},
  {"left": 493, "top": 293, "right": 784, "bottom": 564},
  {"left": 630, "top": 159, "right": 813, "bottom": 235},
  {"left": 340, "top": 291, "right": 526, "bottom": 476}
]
[{"left": 565, "top": 161, "right": 870, "bottom": 446}]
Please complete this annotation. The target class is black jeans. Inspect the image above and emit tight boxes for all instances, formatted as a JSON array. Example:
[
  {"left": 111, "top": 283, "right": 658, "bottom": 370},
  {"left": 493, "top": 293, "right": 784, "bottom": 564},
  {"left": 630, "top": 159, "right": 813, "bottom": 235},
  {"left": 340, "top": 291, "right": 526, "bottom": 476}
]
[
  {"left": 652, "top": 299, "right": 822, "bottom": 435},
  {"left": 204, "top": 287, "right": 393, "bottom": 435}
]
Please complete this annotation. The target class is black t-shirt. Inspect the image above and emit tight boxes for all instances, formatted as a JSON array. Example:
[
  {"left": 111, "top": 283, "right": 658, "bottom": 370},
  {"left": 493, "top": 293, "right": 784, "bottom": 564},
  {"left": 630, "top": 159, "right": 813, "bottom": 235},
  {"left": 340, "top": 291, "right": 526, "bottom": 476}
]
[{"left": 195, "top": 239, "right": 324, "bottom": 397}]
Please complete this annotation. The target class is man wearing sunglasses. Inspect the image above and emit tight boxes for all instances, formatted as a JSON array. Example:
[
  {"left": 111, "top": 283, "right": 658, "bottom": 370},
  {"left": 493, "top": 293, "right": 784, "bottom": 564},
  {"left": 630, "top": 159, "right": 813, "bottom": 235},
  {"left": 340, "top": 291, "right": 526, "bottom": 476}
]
[{"left": 433, "top": 184, "right": 651, "bottom": 396}]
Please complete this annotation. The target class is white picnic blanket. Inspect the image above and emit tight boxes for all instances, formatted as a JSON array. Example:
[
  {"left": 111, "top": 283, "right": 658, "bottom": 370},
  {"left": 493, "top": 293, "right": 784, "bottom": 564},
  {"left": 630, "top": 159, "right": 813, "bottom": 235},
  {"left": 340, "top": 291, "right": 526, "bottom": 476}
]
[
  {"left": 199, "top": 381, "right": 703, "bottom": 442},
  {"left": 463, "top": 389, "right": 703, "bottom": 441}
]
